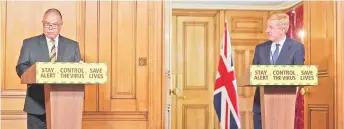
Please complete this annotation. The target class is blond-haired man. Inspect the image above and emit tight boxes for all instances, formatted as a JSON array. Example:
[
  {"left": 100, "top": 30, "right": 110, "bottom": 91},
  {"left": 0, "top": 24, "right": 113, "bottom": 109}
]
[{"left": 252, "top": 12, "right": 305, "bottom": 129}]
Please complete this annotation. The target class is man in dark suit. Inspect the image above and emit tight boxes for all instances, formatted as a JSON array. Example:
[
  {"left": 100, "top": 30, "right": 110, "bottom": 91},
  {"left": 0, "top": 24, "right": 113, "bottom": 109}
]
[
  {"left": 16, "top": 8, "right": 82, "bottom": 129},
  {"left": 252, "top": 12, "right": 305, "bottom": 129}
]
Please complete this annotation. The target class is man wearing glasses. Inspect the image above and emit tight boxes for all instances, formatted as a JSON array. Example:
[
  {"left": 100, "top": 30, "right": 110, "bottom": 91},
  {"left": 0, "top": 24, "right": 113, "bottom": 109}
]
[{"left": 16, "top": 8, "right": 82, "bottom": 129}]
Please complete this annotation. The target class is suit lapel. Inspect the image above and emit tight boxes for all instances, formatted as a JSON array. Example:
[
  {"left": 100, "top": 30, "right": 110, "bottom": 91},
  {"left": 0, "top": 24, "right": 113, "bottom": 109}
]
[
  {"left": 265, "top": 41, "right": 272, "bottom": 65},
  {"left": 38, "top": 34, "right": 50, "bottom": 62},
  {"left": 276, "top": 38, "right": 292, "bottom": 64},
  {"left": 57, "top": 35, "right": 66, "bottom": 62}
]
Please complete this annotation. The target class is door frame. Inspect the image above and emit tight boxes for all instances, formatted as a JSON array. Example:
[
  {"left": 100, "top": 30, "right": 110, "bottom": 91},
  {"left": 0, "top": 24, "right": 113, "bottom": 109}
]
[
  {"left": 163, "top": 1, "right": 172, "bottom": 129},
  {"left": 168, "top": 9, "right": 219, "bottom": 129},
  {"left": 335, "top": 1, "right": 344, "bottom": 129}
]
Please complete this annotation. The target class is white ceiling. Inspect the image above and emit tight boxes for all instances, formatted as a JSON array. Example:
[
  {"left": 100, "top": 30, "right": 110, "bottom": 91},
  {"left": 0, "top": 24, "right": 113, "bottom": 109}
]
[{"left": 171, "top": 0, "right": 301, "bottom": 10}]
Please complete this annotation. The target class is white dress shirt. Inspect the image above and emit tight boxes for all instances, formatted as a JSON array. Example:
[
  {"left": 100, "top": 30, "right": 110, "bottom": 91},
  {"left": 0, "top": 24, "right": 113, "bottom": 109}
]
[{"left": 270, "top": 35, "right": 286, "bottom": 62}]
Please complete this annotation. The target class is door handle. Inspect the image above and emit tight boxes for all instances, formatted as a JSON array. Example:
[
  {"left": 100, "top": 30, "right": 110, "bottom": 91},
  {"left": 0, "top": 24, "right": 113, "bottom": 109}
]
[
  {"left": 169, "top": 88, "right": 186, "bottom": 99},
  {"left": 169, "top": 88, "right": 178, "bottom": 96},
  {"left": 300, "top": 88, "right": 310, "bottom": 96}
]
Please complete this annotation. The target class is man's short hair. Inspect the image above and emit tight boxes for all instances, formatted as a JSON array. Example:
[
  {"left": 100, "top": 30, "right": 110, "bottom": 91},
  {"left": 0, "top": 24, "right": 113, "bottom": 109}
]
[
  {"left": 268, "top": 12, "right": 289, "bottom": 33},
  {"left": 44, "top": 8, "right": 62, "bottom": 20}
]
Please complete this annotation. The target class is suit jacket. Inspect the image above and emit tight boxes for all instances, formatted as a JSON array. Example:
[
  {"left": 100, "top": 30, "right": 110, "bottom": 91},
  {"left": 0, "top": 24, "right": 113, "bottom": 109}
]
[
  {"left": 16, "top": 34, "right": 82, "bottom": 115},
  {"left": 252, "top": 37, "right": 305, "bottom": 113}
]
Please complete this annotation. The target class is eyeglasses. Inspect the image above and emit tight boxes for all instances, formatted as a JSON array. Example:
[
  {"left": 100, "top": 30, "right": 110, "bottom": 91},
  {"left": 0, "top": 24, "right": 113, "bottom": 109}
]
[{"left": 42, "top": 22, "right": 62, "bottom": 29}]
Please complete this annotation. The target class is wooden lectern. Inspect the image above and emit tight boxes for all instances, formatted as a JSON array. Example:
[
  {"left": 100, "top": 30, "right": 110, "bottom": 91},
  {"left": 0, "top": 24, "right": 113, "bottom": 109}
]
[
  {"left": 21, "top": 62, "right": 107, "bottom": 129},
  {"left": 237, "top": 65, "right": 317, "bottom": 129}
]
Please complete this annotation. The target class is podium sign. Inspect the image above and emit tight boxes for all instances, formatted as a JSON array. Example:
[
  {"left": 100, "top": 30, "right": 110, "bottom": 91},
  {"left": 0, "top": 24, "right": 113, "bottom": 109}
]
[
  {"left": 237, "top": 65, "right": 318, "bottom": 129},
  {"left": 21, "top": 62, "right": 108, "bottom": 129},
  {"left": 249, "top": 65, "right": 318, "bottom": 86},
  {"left": 34, "top": 62, "right": 107, "bottom": 84}
]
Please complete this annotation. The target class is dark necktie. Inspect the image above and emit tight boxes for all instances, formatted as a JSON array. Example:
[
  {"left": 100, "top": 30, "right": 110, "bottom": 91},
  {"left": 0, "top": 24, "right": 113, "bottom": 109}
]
[{"left": 272, "top": 44, "right": 280, "bottom": 64}]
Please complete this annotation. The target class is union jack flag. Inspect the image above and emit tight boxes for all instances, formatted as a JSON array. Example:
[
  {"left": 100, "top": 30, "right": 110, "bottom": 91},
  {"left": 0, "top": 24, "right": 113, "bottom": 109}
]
[{"left": 213, "top": 20, "right": 241, "bottom": 129}]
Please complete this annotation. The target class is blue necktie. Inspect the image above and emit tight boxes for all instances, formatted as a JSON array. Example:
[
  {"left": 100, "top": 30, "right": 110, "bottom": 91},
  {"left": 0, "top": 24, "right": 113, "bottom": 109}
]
[{"left": 272, "top": 44, "right": 280, "bottom": 64}]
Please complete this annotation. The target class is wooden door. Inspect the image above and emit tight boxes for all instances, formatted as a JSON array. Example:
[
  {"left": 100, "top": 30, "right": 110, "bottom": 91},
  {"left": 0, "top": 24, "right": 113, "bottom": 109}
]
[
  {"left": 304, "top": 1, "right": 335, "bottom": 129},
  {"left": 82, "top": 1, "right": 164, "bottom": 129},
  {"left": 171, "top": 15, "right": 216, "bottom": 129}
]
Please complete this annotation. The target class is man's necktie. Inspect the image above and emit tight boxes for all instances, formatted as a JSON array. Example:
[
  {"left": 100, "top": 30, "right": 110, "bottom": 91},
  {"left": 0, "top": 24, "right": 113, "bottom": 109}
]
[
  {"left": 50, "top": 39, "right": 56, "bottom": 62},
  {"left": 272, "top": 44, "right": 280, "bottom": 64}
]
